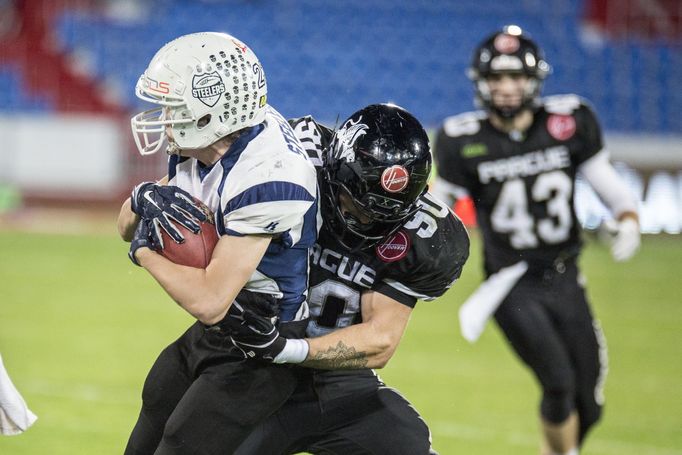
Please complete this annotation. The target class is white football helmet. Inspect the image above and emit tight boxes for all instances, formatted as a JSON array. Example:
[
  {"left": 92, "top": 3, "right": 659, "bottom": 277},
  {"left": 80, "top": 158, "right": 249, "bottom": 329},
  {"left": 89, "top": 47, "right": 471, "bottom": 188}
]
[{"left": 131, "top": 32, "right": 268, "bottom": 155}]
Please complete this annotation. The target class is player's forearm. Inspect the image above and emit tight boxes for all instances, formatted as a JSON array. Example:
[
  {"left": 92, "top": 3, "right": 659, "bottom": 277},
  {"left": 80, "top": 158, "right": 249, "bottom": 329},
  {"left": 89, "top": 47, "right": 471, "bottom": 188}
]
[
  {"left": 301, "top": 323, "right": 398, "bottom": 370},
  {"left": 135, "top": 249, "right": 238, "bottom": 324},
  {"left": 117, "top": 198, "right": 139, "bottom": 242}
]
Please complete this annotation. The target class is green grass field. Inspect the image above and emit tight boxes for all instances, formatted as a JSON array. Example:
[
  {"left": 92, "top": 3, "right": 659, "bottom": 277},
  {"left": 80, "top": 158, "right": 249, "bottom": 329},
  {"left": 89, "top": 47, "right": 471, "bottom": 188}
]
[{"left": 0, "top": 224, "right": 680, "bottom": 454}]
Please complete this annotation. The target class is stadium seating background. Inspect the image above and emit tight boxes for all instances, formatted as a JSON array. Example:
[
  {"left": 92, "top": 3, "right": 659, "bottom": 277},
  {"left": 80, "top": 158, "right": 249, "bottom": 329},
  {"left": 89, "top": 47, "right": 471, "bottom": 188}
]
[{"left": 1, "top": 0, "right": 681, "bottom": 133}]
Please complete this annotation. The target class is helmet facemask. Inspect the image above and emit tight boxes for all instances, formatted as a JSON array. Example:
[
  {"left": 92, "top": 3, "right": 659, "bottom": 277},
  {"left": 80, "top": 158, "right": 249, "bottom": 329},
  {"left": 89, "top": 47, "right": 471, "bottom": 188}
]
[
  {"left": 475, "top": 72, "right": 541, "bottom": 119},
  {"left": 322, "top": 170, "right": 421, "bottom": 252},
  {"left": 130, "top": 80, "right": 194, "bottom": 155}
]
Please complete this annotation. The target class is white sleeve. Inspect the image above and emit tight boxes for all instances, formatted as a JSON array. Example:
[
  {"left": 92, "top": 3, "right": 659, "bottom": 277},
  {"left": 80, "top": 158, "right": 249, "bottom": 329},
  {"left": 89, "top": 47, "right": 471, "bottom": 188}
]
[
  {"left": 224, "top": 199, "right": 314, "bottom": 236},
  {"left": 429, "top": 175, "right": 470, "bottom": 207},
  {"left": 578, "top": 150, "right": 638, "bottom": 218},
  {"left": 221, "top": 179, "right": 316, "bottom": 237}
]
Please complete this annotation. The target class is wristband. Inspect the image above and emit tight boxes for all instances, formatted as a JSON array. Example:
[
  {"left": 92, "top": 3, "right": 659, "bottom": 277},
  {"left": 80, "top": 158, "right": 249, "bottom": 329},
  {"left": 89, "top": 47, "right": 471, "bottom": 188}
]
[
  {"left": 273, "top": 339, "right": 309, "bottom": 364},
  {"left": 130, "top": 181, "right": 154, "bottom": 215}
]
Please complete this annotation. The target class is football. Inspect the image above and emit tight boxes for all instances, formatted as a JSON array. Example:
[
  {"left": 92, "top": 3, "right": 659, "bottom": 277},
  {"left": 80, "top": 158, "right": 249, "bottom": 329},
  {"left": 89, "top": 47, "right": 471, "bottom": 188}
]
[{"left": 159, "top": 199, "right": 219, "bottom": 268}]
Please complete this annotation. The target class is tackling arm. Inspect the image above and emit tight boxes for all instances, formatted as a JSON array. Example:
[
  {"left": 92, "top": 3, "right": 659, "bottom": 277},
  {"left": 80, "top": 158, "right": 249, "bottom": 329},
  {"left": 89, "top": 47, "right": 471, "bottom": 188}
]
[
  {"left": 301, "top": 291, "right": 413, "bottom": 370},
  {"left": 134, "top": 233, "right": 272, "bottom": 325}
]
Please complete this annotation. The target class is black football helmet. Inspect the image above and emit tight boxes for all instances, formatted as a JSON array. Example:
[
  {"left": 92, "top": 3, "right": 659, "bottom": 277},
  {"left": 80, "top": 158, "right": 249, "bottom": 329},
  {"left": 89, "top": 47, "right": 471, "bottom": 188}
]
[
  {"left": 468, "top": 25, "right": 551, "bottom": 118},
  {"left": 322, "top": 103, "right": 432, "bottom": 251}
]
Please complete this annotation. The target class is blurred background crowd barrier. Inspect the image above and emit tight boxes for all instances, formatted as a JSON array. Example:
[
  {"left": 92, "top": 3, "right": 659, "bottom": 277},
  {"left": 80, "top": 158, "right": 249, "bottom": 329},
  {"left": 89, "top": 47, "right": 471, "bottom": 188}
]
[{"left": 0, "top": 0, "right": 680, "bottom": 233}]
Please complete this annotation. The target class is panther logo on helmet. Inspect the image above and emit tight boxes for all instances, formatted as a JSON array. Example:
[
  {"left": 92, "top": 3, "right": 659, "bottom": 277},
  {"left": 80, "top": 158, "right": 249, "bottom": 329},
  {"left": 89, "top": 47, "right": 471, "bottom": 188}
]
[
  {"left": 335, "top": 117, "right": 369, "bottom": 163},
  {"left": 191, "top": 71, "right": 226, "bottom": 107}
]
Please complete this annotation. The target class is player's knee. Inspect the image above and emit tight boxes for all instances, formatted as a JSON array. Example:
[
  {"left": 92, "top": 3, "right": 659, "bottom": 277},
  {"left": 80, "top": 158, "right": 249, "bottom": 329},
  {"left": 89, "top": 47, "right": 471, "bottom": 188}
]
[{"left": 541, "top": 387, "right": 575, "bottom": 424}]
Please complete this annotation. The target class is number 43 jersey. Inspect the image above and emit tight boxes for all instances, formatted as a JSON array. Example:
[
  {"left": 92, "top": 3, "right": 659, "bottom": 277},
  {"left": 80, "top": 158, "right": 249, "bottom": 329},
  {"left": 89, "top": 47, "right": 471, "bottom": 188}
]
[
  {"left": 434, "top": 95, "right": 603, "bottom": 276},
  {"left": 290, "top": 116, "right": 470, "bottom": 338}
]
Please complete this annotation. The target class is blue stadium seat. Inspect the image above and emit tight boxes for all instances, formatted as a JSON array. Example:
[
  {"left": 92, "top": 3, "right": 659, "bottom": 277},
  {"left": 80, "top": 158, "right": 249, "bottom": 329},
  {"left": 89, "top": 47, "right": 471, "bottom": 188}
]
[
  {"left": 0, "top": 66, "right": 55, "bottom": 112},
  {"left": 2, "top": 0, "right": 680, "bottom": 133}
]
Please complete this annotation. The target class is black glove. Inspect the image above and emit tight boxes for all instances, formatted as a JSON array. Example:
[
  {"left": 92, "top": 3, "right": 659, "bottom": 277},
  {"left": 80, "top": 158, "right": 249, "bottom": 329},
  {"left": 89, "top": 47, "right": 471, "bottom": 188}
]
[
  {"left": 128, "top": 218, "right": 161, "bottom": 266},
  {"left": 130, "top": 182, "right": 208, "bottom": 244},
  {"left": 223, "top": 301, "right": 287, "bottom": 361},
  {"left": 228, "top": 290, "right": 279, "bottom": 319}
]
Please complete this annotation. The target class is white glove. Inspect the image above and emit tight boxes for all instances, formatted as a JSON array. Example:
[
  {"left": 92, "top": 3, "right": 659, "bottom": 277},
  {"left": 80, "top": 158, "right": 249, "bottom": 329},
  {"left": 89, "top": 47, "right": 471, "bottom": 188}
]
[
  {"left": 459, "top": 261, "right": 528, "bottom": 343},
  {"left": 0, "top": 354, "right": 37, "bottom": 435},
  {"left": 607, "top": 218, "right": 641, "bottom": 262}
]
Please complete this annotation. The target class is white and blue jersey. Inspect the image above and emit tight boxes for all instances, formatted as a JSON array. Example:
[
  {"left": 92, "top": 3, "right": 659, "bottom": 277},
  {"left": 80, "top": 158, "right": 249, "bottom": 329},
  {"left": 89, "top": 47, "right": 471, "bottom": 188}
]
[{"left": 167, "top": 106, "right": 319, "bottom": 322}]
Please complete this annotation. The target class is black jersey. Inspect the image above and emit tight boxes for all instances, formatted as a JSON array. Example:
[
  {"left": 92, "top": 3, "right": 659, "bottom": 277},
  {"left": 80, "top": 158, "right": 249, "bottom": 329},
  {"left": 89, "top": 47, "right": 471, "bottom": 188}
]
[
  {"left": 290, "top": 116, "right": 470, "bottom": 338},
  {"left": 435, "top": 95, "right": 603, "bottom": 275}
]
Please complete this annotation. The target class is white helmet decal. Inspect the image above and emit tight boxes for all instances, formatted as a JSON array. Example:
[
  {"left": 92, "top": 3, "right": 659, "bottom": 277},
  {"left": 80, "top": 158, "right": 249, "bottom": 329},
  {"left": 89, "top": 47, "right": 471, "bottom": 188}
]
[
  {"left": 191, "top": 71, "right": 226, "bottom": 107},
  {"left": 335, "top": 116, "right": 369, "bottom": 163}
]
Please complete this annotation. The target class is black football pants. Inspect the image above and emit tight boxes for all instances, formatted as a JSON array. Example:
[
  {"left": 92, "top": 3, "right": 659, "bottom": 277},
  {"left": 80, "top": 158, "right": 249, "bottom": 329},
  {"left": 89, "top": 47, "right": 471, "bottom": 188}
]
[
  {"left": 493, "top": 261, "right": 606, "bottom": 443},
  {"left": 235, "top": 369, "right": 438, "bottom": 455},
  {"left": 124, "top": 321, "right": 298, "bottom": 455}
]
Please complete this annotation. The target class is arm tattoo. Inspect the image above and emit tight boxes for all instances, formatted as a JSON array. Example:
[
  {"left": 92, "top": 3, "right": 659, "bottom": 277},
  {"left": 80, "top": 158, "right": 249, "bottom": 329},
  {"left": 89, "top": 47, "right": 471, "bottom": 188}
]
[{"left": 302, "top": 341, "right": 369, "bottom": 370}]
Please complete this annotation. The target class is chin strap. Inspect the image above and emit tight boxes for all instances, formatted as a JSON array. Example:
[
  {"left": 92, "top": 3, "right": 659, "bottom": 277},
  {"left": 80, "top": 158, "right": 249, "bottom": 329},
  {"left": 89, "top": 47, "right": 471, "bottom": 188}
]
[{"left": 166, "top": 140, "right": 183, "bottom": 156}]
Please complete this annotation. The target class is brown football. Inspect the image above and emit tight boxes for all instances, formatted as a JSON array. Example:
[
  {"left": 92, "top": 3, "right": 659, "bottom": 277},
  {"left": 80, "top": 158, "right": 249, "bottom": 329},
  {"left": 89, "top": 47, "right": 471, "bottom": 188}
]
[{"left": 159, "top": 199, "right": 219, "bottom": 269}]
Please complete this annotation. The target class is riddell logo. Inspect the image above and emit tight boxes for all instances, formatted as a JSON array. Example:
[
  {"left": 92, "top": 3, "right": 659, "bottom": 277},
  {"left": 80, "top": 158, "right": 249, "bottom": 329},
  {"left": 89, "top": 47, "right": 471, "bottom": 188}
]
[
  {"left": 376, "top": 230, "right": 411, "bottom": 263},
  {"left": 547, "top": 114, "right": 576, "bottom": 141},
  {"left": 231, "top": 39, "right": 248, "bottom": 54},
  {"left": 493, "top": 34, "right": 520, "bottom": 54},
  {"left": 381, "top": 165, "right": 410, "bottom": 193},
  {"left": 191, "top": 71, "right": 226, "bottom": 107}
]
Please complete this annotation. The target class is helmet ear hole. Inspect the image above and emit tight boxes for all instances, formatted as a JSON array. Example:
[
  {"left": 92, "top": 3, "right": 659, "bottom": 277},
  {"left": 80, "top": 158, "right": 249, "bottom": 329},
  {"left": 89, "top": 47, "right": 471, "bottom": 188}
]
[{"left": 197, "top": 114, "right": 212, "bottom": 129}]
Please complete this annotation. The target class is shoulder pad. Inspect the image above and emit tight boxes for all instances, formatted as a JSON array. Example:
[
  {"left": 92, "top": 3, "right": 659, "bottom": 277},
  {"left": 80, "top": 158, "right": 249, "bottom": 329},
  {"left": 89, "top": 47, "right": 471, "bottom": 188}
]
[
  {"left": 542, "top": 94, "right": 584, "bottom": 115},
  {"left": 383, "top": 194, "right": 470, "bottom": 300},
  {"left": 288, "top": 116, "right": 331, "bottom": 167},
  {"left": 442, "top": 111, "right": 486, "bottom": 138}
]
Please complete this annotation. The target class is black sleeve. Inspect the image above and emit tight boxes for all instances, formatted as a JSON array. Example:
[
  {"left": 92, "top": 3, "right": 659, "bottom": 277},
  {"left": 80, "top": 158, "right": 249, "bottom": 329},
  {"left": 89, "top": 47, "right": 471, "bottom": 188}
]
[
  {"left": 374, "top": 205, "right": 470, "bottom": 306},
  {"left": 574, "top": 101, "right": 605, "bottom": 166},
  {"left": 434, "top": 125, "right": 470, "bottom": 188},
  {"left": 373, "top": 281, "right": 418, "bottom": 308},
  {"left": 288, "top": 116, "right": 334, "bottom": 166}
]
